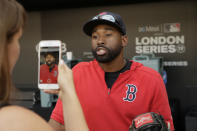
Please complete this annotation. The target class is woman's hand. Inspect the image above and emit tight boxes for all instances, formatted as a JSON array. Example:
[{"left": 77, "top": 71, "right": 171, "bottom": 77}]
[
  {"left": 57, "top": 59, "right": 75, "bottom": 99},
  {"left": 45, "top": 59, "right": 89, "bottom": 131}
]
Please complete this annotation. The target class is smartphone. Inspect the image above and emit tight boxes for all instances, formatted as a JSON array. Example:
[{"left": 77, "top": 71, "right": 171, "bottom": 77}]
[{"left": 38, "top": 40, "right": 61, "bottom": 89}]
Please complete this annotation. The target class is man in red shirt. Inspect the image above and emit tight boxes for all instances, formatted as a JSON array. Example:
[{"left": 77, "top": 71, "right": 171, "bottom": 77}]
[
  {"left": 40, "top": 52, "right": 58, "bottom": 84},
  {"left": 48, "top": 12, "right": 174, "bottom": 131}
]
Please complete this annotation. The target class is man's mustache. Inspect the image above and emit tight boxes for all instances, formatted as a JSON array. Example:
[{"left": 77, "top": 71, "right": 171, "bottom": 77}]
[
  {"left": 95, "top": 45, "right": 109, "bottom": 51},
  {"left": 46, "top": 60, "right": 52, "bottom": 63}
]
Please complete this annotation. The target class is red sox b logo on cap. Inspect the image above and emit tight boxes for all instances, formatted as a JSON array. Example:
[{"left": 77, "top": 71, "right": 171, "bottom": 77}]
[
  {"left": 92, "top": 12, "right": 116, "bottom": 23},
  {"left": 99, "top": 12, "right": 107, "bottom": 15},
  {"left": 123, "top": 84, "right": 137, "bottom": 102}
]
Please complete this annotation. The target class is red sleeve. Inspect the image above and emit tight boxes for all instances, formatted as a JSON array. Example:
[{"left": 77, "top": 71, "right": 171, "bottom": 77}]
[
  {"left": 150, "top": 74, "right": 174, "bottom": 131},
  {"left": 50, "top": 98, "right": 64, "bottom": 125}
]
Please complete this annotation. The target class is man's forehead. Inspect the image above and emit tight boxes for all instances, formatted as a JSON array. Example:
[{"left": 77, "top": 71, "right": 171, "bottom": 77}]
[
  {"left": 92, "top": 24, "right": 117, "bottom": 33},
  {"left": 46, "top": 54, "right": 55, "bottom": 57}
]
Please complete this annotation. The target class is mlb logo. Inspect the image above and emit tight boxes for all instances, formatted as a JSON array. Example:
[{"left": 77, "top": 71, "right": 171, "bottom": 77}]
[{"left": 164, "top": 23, "right": 181, "bottom": 33}]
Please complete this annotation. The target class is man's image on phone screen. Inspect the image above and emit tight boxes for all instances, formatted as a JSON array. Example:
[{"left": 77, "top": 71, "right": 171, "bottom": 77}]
[{"left": 39, "top": 47, "right": 59, "bottom": 84}]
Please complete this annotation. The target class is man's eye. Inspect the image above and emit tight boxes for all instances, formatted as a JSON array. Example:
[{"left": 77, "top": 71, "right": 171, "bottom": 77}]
[
  {"left": 92, "top": 35, "right": 98, "bottom": 39},
  {"left": 105, "top": 34, "right": 112, "bottom": 36}
]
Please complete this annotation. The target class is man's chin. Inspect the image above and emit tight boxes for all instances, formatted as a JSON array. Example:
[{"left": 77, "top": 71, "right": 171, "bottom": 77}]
[
  {"left": 46, "top": 63, "right": 52, "bottom": 66},
  {"left": 95, "top": 56, "right": 112, "bottom": 63}
]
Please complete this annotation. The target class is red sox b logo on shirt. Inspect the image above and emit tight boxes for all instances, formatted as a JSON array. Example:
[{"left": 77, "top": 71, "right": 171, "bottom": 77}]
[
  {"left": 123, "top": 84, "right": 137, "bottom": 102},
  {"left": 54, "top": 71, "right": 57, "bottom": 77}
]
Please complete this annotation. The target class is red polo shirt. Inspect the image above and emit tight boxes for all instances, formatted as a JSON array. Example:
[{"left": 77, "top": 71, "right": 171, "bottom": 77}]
[
  {"left": 40, "top": 64, "right": 58, "bottom": 84},
  {"left": 51, "top": 60, "right": 174, "bottom": 131}
]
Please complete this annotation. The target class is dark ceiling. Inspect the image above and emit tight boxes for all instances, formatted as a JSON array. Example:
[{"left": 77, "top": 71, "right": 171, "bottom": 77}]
[{"left": 17, "top": 0, "right": 175, "bottom": 11}]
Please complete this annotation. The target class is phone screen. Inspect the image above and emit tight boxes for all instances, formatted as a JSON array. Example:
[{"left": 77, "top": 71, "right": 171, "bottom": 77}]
[{"left": 39, "top": 46, "right": 59, "bottom": 84}]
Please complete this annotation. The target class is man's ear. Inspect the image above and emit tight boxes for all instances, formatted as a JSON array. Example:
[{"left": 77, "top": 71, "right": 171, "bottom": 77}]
[{"left": 121, "top": 35, "right": 128, "bottom": 47}]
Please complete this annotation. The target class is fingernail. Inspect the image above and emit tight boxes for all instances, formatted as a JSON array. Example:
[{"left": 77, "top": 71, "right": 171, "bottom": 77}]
[{"left": 60, "top": 59, "right": 65, "bottom": 65}]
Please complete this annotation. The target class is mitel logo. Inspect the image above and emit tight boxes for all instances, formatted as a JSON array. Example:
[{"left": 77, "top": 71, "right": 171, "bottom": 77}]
[
  {"left": 164, "top": 23, "right": 181, "bottom": 33},
  {"left": 138, "top": 25, "right": 160, "bottom": 32}
]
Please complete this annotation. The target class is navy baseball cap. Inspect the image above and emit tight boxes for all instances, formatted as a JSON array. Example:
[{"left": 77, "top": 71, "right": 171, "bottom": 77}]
[{"left": 83, "top": 12, "right": 126, "bottom": 36}]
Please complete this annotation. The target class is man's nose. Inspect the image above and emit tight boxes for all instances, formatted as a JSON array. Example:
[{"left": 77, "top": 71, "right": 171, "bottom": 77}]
[{"left": 97, "top": 36, "right": 105, "bottom": 45}]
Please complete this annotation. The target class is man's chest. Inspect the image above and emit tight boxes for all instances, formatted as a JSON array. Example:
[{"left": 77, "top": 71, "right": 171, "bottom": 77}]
[{"left": 75, "top": 75, "right": 153, "bottom": 117}]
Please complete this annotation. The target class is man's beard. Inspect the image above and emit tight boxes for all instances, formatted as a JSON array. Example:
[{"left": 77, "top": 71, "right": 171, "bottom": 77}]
[
  {"left": 92, "top": 44, "right": 122, "bottom": 63},
  {"left": 46, "top": 61, "right": 55, "bottom": 67},
  {"left": 46, "top": 61, "right": 55, "bottom": 72}
]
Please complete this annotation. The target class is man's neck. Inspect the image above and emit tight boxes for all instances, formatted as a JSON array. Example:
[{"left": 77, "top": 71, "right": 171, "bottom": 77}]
[
  {"left": 98, "top": 55, "right": 126, "bottom": 72},
  {"left": 48, "top": 64, "right": 55, "bottom": 72}
]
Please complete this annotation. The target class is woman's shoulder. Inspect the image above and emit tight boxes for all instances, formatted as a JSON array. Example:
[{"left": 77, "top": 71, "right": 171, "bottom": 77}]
[{"left": 0, "top": 105, "right": 53, "bottom": 131}]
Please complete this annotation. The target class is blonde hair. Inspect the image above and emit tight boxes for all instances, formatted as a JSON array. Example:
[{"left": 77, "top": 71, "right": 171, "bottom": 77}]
[{"left": 0, "top": 0, "right": 26, "bottom": 103}]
